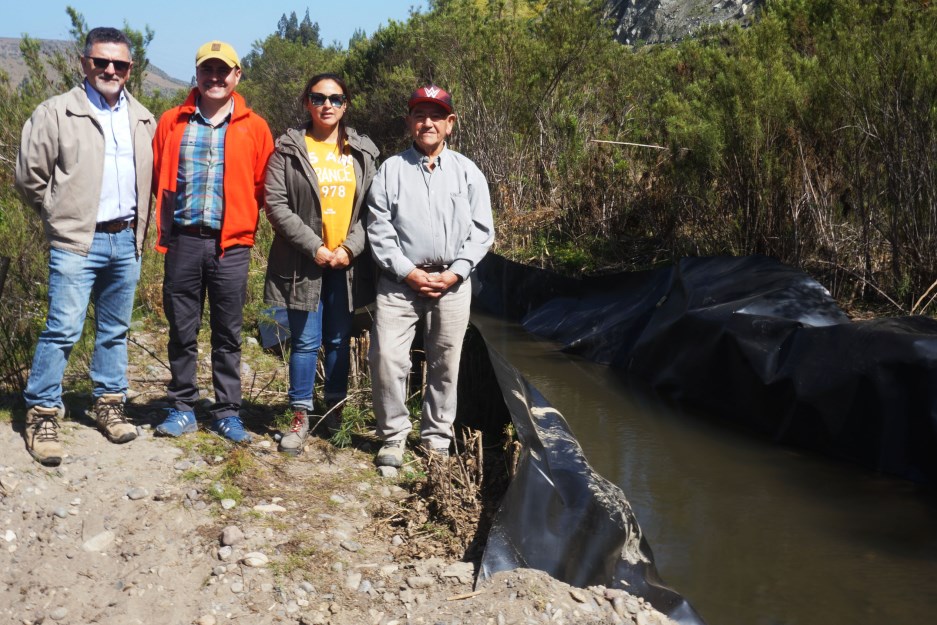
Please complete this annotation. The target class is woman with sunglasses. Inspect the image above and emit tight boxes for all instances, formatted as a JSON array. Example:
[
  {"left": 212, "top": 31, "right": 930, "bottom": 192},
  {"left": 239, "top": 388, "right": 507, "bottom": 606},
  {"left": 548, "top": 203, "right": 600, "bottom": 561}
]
[{"left": 263, "top": 73, "right": 379, "bottom": 455}]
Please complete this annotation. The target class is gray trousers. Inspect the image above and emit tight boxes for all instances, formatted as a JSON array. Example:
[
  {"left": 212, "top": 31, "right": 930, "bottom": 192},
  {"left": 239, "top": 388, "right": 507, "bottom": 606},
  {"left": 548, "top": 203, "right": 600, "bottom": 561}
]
[{"left": 369, "top": 274, "right": 472, "bottom": 449}]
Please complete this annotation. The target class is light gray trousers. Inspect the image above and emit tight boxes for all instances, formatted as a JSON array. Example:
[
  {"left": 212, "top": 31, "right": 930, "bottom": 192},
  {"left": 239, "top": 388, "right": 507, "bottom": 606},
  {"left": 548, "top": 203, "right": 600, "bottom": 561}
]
[{"left": 369, "top": 274, "right": 472, "bottom": 450}]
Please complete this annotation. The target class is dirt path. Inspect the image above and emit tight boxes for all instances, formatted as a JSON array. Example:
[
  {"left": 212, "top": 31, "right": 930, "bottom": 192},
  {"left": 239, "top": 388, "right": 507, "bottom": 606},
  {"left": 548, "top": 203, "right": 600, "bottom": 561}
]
[{"left": 1, "top": 330, "right": 676, "bottom": 625}]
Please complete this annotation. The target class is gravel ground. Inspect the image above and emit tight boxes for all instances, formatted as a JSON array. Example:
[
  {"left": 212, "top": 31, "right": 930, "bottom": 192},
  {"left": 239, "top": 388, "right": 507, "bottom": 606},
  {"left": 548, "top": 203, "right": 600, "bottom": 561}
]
[{"left": 1, "top": 331, "right": 677, "bottom": 625}]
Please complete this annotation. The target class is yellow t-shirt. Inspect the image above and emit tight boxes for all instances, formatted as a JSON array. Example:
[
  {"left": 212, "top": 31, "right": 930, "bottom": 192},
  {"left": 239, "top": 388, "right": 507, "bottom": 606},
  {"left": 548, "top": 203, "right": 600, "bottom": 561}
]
[{"left": 305, "top": 134, "right": 357, "bottom": 250}]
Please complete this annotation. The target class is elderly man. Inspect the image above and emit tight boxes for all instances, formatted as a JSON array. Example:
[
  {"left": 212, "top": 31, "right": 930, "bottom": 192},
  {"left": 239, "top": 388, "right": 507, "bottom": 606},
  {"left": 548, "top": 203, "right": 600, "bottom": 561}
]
[
  {"left": 151, "top": 41, "right": 273, "bottom": 442},
  {"left": 15, "top": 27, "right": 155, "bottom": 465},
  {"left": 366, "top": 85, "right": 494, "bottom": 467}
]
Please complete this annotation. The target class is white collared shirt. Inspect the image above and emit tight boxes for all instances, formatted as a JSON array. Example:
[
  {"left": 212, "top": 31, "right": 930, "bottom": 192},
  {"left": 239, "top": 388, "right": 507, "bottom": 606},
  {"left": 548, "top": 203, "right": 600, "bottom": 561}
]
[{"left": 84, "top": 80, "right": 136, "bottom": 223}]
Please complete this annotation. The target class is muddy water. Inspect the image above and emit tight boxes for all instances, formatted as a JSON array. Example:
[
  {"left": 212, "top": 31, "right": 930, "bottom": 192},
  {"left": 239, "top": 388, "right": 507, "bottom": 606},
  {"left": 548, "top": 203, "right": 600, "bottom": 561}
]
[{"left": 472, "top": 313, "right": 937, "bottom": 625}]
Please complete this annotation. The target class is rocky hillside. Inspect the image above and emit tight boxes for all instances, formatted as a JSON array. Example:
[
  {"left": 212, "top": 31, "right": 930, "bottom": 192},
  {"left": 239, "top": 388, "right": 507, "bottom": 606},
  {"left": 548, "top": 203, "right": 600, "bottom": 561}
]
[
  {"left": 0, "top": 37, "right": 189, "bottom": 95},
  {"left": 605, "top": 0, "right": 763, "bottom": 44}
]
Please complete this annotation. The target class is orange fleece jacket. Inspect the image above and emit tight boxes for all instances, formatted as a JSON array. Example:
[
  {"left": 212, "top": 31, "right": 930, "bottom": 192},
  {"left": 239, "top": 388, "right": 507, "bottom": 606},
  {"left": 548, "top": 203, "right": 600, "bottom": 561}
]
[{"left": 152, "top": 89, "right": 274, "bottom": 253}]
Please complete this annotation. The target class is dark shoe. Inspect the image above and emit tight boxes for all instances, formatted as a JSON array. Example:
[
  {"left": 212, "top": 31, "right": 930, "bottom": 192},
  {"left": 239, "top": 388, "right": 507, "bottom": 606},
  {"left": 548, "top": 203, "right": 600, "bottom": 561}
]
[
  {"left": 376, "top": 439, "right": 405, "bottom": 468},
  {"left": 211, "top": 415, "right": 252, "bottom": 443},
  {"left": 24, "top": 406, "right": 63, "bottom": 466},
  {"left": 90, "top": 394, "right": 136, "bottom": 443},
  {"left": 279, "top": 407, "right": 309, "bottom": 456},
  {"left": 323, "top": 400, "right": 343, "bottom": 435},
  {"left": 155, "top": 408, "right": 197, "bottom": 437}
]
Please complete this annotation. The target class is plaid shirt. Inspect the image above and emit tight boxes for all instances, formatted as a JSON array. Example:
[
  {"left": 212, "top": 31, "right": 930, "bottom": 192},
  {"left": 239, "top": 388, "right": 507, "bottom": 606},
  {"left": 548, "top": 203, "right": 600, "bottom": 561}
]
[{"left": 173, "top": 102, "right": 231, "bottom": 230}]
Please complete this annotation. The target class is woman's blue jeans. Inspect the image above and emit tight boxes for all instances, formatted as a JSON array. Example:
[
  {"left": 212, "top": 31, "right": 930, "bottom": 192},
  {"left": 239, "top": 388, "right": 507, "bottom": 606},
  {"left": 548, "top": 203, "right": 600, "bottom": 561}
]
[{"left": 287, "top": 268, "right": 353, "bottom": 410}]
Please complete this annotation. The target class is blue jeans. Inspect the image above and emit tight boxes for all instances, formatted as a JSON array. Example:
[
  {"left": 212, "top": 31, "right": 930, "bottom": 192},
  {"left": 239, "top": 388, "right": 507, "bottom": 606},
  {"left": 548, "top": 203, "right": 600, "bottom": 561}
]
[
  {"left": 24, "top": 229, "right": 141, "bottom": 408},
  {"left": 287, "top": 268, "right": 353, "bottom": 410}
]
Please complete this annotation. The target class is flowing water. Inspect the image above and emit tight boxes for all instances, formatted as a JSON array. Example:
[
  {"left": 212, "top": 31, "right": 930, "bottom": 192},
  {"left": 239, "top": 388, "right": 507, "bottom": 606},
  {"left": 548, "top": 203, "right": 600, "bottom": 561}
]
[{"left": 472, "top": 313, "right": 937, "bottom": 625}]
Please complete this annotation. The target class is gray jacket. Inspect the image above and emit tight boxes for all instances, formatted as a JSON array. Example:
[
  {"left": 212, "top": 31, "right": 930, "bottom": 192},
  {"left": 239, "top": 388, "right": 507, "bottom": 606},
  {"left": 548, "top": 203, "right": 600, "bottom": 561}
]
[
  {"left": 15, "top": 85, "right": 156, "bottom": 257},
  {"left": 263, "top": 125, "right": 379, "bottom": 312}
]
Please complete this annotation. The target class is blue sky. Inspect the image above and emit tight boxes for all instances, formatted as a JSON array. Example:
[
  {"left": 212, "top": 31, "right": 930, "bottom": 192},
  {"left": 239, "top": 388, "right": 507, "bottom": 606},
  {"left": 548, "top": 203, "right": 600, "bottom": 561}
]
[{"left": 1, "top": 1, "right": 429, "bottom": 81}]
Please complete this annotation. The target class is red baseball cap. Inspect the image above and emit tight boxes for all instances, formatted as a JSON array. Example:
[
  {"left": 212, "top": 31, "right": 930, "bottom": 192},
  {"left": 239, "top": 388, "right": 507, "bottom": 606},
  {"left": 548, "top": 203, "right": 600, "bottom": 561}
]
[{"left": 408, "top": 85, "right": 453, "bottom": 113}]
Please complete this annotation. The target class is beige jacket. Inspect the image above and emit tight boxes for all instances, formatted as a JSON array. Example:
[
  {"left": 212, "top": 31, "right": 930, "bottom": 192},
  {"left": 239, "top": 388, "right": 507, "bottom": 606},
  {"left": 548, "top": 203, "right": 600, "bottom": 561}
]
[{"left": 15, "top": 85, "right": 156, "bottom": 256}]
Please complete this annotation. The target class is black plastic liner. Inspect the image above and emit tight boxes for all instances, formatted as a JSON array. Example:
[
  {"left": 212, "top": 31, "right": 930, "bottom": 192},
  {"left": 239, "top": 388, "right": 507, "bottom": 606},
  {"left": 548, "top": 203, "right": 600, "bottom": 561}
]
[
  {"left": 473, "top": 253, "right": 937, "bottom": 484},
  {"left": 474, "top": 342, "right": 704, "bottom": 624}
]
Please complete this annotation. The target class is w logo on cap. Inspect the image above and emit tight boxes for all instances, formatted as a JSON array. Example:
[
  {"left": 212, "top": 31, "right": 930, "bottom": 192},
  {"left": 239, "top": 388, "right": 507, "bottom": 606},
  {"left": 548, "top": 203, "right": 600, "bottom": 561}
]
[{"left": 408, "top": 85, "right": 453, "bottom": 113}]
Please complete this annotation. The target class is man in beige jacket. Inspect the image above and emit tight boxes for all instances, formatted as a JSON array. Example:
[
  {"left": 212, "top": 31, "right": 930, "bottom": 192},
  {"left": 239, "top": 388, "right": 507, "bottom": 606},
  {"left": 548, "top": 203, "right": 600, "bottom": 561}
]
[{"left": 14, "top": 27, "right": 155, "bottom": 465}]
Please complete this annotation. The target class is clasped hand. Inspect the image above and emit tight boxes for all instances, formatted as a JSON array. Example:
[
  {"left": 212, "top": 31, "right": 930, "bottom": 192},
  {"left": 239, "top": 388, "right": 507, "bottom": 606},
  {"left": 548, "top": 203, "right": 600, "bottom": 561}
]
[
  {"left": 405, "top": 268, "right": 459, "bottom": 298},
  {"left": 314, "top": 245, "right": 351, "bottom": 269}
]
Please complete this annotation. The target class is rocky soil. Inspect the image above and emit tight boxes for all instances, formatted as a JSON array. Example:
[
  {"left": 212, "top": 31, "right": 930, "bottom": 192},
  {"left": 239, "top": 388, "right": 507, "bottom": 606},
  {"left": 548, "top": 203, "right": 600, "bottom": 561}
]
[{"left": 1, "top": 330, "right": 677, "bottom": 625}]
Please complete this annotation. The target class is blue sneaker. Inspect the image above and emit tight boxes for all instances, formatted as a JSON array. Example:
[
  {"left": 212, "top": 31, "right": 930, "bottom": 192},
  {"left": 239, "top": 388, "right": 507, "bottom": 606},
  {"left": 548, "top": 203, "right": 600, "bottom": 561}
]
[
  {"left": 155, "top": 408, "right": 197, "bottom": 437},
  {"left": 211, "top": 415, "right": 252, "bottom": 443}
]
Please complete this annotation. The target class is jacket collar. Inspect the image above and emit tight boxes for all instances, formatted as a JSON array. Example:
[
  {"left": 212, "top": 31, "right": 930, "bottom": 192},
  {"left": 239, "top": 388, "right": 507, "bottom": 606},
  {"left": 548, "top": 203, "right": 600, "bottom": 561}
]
[
  {"left": 279, "top": 123, "right": 378, "bottom": 159},
  {"left": 64, "top": 84, "right": 148, "bottom": 125}
]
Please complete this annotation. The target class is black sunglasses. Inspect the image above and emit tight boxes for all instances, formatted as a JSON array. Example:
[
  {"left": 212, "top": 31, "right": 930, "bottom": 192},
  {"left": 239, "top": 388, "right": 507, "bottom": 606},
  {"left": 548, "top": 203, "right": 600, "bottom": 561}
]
[
  {"left": 308, "top": 93, "right": 347, "bottom": 107},
  {"left": 86, "top": 56, "right": 131, "bottom": 72}
]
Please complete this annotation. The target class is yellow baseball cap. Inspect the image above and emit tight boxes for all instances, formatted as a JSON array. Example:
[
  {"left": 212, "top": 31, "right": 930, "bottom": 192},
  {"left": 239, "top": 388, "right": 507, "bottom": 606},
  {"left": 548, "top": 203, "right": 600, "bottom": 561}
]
[{"left": 195, "top": 41, "right": 239, "bottom": 68}]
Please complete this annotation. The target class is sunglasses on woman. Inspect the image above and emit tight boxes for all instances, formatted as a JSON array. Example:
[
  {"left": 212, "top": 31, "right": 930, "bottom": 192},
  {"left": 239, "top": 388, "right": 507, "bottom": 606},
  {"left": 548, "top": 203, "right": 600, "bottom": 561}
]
[{"left": 308, "top": 93, "right": 347, "bottom": 107}]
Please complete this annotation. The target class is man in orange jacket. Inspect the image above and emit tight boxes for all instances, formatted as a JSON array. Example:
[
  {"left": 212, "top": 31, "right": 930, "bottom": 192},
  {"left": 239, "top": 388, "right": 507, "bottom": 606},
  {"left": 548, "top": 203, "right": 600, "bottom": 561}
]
[{"left": 151, "top": 40, "right": 273, "bottom": 442}]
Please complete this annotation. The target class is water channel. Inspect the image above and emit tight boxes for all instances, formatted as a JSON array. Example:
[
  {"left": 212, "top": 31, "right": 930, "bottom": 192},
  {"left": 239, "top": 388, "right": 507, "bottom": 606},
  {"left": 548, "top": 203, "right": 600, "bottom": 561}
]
[{"left": 472, "top": 312, "right": 937, "bottom": 625}]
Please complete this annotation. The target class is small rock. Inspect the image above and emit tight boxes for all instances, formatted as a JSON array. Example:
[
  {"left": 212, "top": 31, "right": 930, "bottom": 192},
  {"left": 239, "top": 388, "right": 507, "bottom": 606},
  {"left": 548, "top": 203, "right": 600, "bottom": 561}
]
[
  {"left": 231, "top": 582, "right": 244, "bottom": 593},
  {"left": 221, "top": 498, "right": 236, "bottom": 510},
  {"left": 242, "top": 552, "right": 269, "bottom": 567},
  {"left": 300, "top": 581, "right": 315, "bottom": 593},
  {"left": 359, "top": 580, "right": 372, "bottom": 593},
  {"left": 217, "top": 545, "right": 233, "bottom": 560},
  {"left": 82, "top": 530, "right": 115, "bottom": 552},
  {"left": 252, "top": 504, "right": 286, "bottom": 513},
  {"left": 570, "top": 588, "right": 590, "bottom": 603},
  {"left": 286, "top": 600, "right": 300, "bottom": 614},
  {"left": 212, "top": 566, "right": 226, "bottom": 576},
  {"left": 329, "top": 494, "right": 346, "bottom": 505},
  {"left": 126, "top": 487, "right": 148, "bottom": 500},
  {"left": 0, "top": 475, "right": 19, "bottom": 493},
  {"left": 441, "top": 562, "right": 474, "bottom": 584},
  {"left": 221, "top": 526, "right": 245, "bottom": 546},
  {"left": 258, "top": 440, "right": 271, "bottom": 449},
  {"left": 346, "top": 571, "right": 362, "bottom": 590},
  {"left": 195, "top": 616, "right": 217, "bottom": 625},
  {"left": 406, "top": 576, "right": 435, "bottom": 589},
  {"left": 49, "top": 607, "right": 68, "bottom": 621},
  {"left": 174, "top": 460, "right": 193, "bottom": 471},
  {"left": 3, "top": 530, "right": 16, "bottom": 542},
  {"left": 52, "top": 508, "right": 68, "bottom": 519},
  {"left": 340, "top": 540, "right": 361, "bottom": 553},
  {"left": 391, "top": 535, "right": 404, "bottom": 547},
  {"left": 135, "top": 426, "right": 146, "bottom": 437},
  {"left": 377, "top": 466, "right": 398, "bottom": 478}
]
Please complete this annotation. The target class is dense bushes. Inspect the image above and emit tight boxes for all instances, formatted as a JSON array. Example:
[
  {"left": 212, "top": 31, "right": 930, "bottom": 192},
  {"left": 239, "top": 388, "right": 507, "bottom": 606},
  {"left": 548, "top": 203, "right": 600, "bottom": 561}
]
[
  {"left": 330, "top": 0, "right": 937, "bottom": 309},
  {"left": 3, "top": 0, "right": 937, "bottom": 393}
]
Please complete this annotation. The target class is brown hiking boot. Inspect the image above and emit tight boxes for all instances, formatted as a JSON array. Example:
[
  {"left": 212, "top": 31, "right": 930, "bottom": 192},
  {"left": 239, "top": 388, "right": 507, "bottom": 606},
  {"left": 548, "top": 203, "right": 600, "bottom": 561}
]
[
  {"left": 91, "top": 394, "right": 137, "bottom": 443},
  {"left": 24, "top": 405, "right": 63, "bottom": 466}
]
